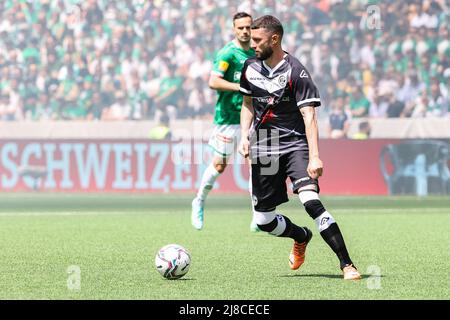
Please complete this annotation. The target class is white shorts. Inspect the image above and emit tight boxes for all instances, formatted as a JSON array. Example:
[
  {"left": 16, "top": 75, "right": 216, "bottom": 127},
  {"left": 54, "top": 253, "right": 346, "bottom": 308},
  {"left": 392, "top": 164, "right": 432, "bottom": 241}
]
[{"left": 208, "top": 124, "right": 241, "bottom": 157}]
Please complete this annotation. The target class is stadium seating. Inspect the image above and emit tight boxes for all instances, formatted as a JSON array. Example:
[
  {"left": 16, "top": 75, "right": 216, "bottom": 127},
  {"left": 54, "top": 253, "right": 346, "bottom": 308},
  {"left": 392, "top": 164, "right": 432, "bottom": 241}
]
[{"left": 0, "top": 0, "right": 448, "bottom": 125}]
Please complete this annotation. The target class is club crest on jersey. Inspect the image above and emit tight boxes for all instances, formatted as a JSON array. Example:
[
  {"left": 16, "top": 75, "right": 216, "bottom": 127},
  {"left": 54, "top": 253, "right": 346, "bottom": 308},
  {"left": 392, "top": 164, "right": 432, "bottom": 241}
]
[{"left": 278, "top": 75, "right": 287, "bottom": 87}]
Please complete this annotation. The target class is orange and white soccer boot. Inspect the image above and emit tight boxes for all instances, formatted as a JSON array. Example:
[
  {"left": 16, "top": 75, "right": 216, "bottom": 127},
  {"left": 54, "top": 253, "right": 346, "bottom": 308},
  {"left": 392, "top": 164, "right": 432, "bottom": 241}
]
[
  {"left": 342, "top": 264, "right": 362, "bottom": 280},
  {"left": 289, "top": 227, "right": 313, "bottom": 270}
]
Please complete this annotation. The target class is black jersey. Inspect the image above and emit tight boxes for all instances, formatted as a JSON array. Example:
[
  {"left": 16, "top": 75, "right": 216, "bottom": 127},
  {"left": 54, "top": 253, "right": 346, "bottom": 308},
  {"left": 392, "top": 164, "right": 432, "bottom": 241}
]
[{"left": 239, "top": 53, "right": 321, "bottom": 156}]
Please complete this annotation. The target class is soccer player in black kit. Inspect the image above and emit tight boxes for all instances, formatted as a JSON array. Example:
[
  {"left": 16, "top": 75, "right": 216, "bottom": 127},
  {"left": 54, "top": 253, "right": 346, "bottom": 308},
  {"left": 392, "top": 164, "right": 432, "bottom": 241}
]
[{"left": 238, "top": 15, "right": 361, "bottom": 280}]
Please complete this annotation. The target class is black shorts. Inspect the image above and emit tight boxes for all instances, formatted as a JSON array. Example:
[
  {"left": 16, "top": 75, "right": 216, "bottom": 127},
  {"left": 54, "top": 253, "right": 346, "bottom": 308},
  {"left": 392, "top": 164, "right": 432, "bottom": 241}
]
[{"left": 251, "top": 149, "right": 320, "bottom": 212}]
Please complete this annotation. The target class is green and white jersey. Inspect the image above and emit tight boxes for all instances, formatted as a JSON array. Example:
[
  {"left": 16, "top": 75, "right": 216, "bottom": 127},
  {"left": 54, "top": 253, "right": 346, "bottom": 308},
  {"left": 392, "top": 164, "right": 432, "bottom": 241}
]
[{"left": 211, "top": 41, "right": 255, "bottom": 125}]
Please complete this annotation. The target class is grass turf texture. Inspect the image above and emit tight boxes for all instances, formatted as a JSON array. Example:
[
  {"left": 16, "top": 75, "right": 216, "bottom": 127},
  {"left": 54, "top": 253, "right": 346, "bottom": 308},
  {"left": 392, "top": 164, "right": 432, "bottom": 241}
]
[{"left": 0, "top": 193, "right": 449, "bottom": 300}]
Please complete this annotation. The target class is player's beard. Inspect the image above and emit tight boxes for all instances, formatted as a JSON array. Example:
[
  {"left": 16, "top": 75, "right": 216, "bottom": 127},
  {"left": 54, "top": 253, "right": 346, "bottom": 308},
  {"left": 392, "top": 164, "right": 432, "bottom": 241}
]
[{"left": 256, "top": 46, "right": 273, "bottom": 61}]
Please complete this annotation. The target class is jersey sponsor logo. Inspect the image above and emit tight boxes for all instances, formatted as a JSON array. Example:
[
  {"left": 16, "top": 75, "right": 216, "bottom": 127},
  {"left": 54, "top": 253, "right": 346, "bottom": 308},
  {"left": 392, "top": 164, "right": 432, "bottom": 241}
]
[
  {"left": 248, "top": 76, "right": 266, "bottom": 81},
  {"left": 299, "top": 70, "right": 308, "bottom": 78},
  {"left": 246, "top": 67, "right": 290, "bottom": 94},
  {"left": 218, "top": 60, "right": 229, "bottom": 72},
  {"left": 256, "top": 95, "right": 289, "bottom": 103},
  {"left": 256, "top": 96, "right": 275, "bottom": 103}
]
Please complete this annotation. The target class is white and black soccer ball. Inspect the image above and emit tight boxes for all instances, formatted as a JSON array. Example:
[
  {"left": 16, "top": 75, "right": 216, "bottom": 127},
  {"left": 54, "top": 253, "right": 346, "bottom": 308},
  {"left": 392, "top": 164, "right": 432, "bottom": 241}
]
[{"left": 155, "top": 244, "right": 191, "bottom": 280}]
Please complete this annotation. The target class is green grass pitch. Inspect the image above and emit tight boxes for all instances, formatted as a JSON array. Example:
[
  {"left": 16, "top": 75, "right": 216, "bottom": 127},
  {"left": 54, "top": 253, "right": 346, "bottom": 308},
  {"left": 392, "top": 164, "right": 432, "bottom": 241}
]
[{"left": 0, "top": 193, "right": 449, "bottom": 300}]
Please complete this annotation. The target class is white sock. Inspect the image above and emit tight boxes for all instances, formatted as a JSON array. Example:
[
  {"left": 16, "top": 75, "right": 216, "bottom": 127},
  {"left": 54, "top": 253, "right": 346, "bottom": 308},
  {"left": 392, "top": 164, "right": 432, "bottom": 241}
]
[{"left": 196, "top": 163, "right": 221, "bottom": 201}]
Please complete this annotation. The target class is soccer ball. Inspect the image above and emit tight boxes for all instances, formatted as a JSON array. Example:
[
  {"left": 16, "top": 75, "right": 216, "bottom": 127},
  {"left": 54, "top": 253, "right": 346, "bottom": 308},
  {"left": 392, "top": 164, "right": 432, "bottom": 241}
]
[{"left": 155, "top": 244, "right": 191, "bottom": 280}]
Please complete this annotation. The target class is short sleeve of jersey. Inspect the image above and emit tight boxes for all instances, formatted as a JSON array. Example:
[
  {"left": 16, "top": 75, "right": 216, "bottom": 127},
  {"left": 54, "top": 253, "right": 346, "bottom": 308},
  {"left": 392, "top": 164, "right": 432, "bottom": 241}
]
[
  {"left": 211, "top": 49, "right": 233, "bottom": 78},
  {"left": 239, "top": 59, "right": 252, "bottom": 96},
  {"left": 293, "top": 67, "right": 321, "bottom": 108}
]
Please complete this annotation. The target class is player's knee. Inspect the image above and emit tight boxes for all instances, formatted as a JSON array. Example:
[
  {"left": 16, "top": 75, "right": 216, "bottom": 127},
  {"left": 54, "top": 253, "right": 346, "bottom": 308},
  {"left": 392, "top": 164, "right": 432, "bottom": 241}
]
[
  {"left": 298, "top": 190, "right": 324, "bottom": 219},
  {"left": 298, "top": 191, "right": 337, "bottom": 231},
  {"left": 303, "top": 199, "right": 337, "bottom": 232},
  {"left": 303, "top": 200, "right": 326, "bottom": 220},
  {"left": 213, "top": 162, "right": 227, "bottom": 173}
]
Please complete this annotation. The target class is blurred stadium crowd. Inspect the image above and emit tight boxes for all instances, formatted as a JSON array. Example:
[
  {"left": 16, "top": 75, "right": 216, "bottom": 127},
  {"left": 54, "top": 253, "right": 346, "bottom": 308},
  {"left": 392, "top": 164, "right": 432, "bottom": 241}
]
[{"left": 0, "top": 0, "right": 449, "bottom": 123}]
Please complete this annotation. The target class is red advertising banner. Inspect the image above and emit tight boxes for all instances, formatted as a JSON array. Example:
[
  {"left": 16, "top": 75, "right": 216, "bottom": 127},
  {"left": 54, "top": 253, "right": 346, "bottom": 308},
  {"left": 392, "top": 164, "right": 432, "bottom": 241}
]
[{"left": 1, "top": 139, "right": 448, "bottom": 195}]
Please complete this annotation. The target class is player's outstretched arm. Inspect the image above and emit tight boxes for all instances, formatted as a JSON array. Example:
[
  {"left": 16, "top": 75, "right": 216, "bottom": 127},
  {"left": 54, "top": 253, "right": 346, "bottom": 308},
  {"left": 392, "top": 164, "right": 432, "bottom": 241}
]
[
  {"left": 208, "top": 74, "right": 240, "bottom": 92},
  {"left": 300, "top": 106, "right": 323, "bottom": 179},
  {"left": 238, "top": 95, "right": 254, "bottom": 158}
]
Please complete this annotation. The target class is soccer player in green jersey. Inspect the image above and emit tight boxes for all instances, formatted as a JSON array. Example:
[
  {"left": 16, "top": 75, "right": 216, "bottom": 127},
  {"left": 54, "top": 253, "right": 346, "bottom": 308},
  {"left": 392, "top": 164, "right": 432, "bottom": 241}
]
[{"left": 191, "top": 12, "right": 258, "bottom": 231}]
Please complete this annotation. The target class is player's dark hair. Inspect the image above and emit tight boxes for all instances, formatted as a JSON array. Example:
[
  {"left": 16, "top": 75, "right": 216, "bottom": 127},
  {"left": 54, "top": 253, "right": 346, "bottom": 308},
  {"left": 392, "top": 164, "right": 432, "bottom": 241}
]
[
  {"left": 251, "top": 15, "right": 284, "bottom": 39},
  {"left": 233, "top": 12, "right": 252, "bottom": 24},
  {"left": 359, "top": 121, "right": 370, "bottom": 131},
  {"left": 160, "top": 114, "right": 170, "bottom": 125}
]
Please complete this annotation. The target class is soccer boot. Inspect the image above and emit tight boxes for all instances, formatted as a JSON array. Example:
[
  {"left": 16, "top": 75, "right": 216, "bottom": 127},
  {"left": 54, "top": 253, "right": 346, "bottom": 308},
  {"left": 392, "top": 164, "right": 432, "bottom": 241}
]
[
  {"left": 342, "top": 264, "right": 362, "bottom": 280},
  {"left": 289, "top": 227, "right": 313, "bottom": 270},
  {"left": 191, "top": 197, "right": 204, "bottom": 230}
]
